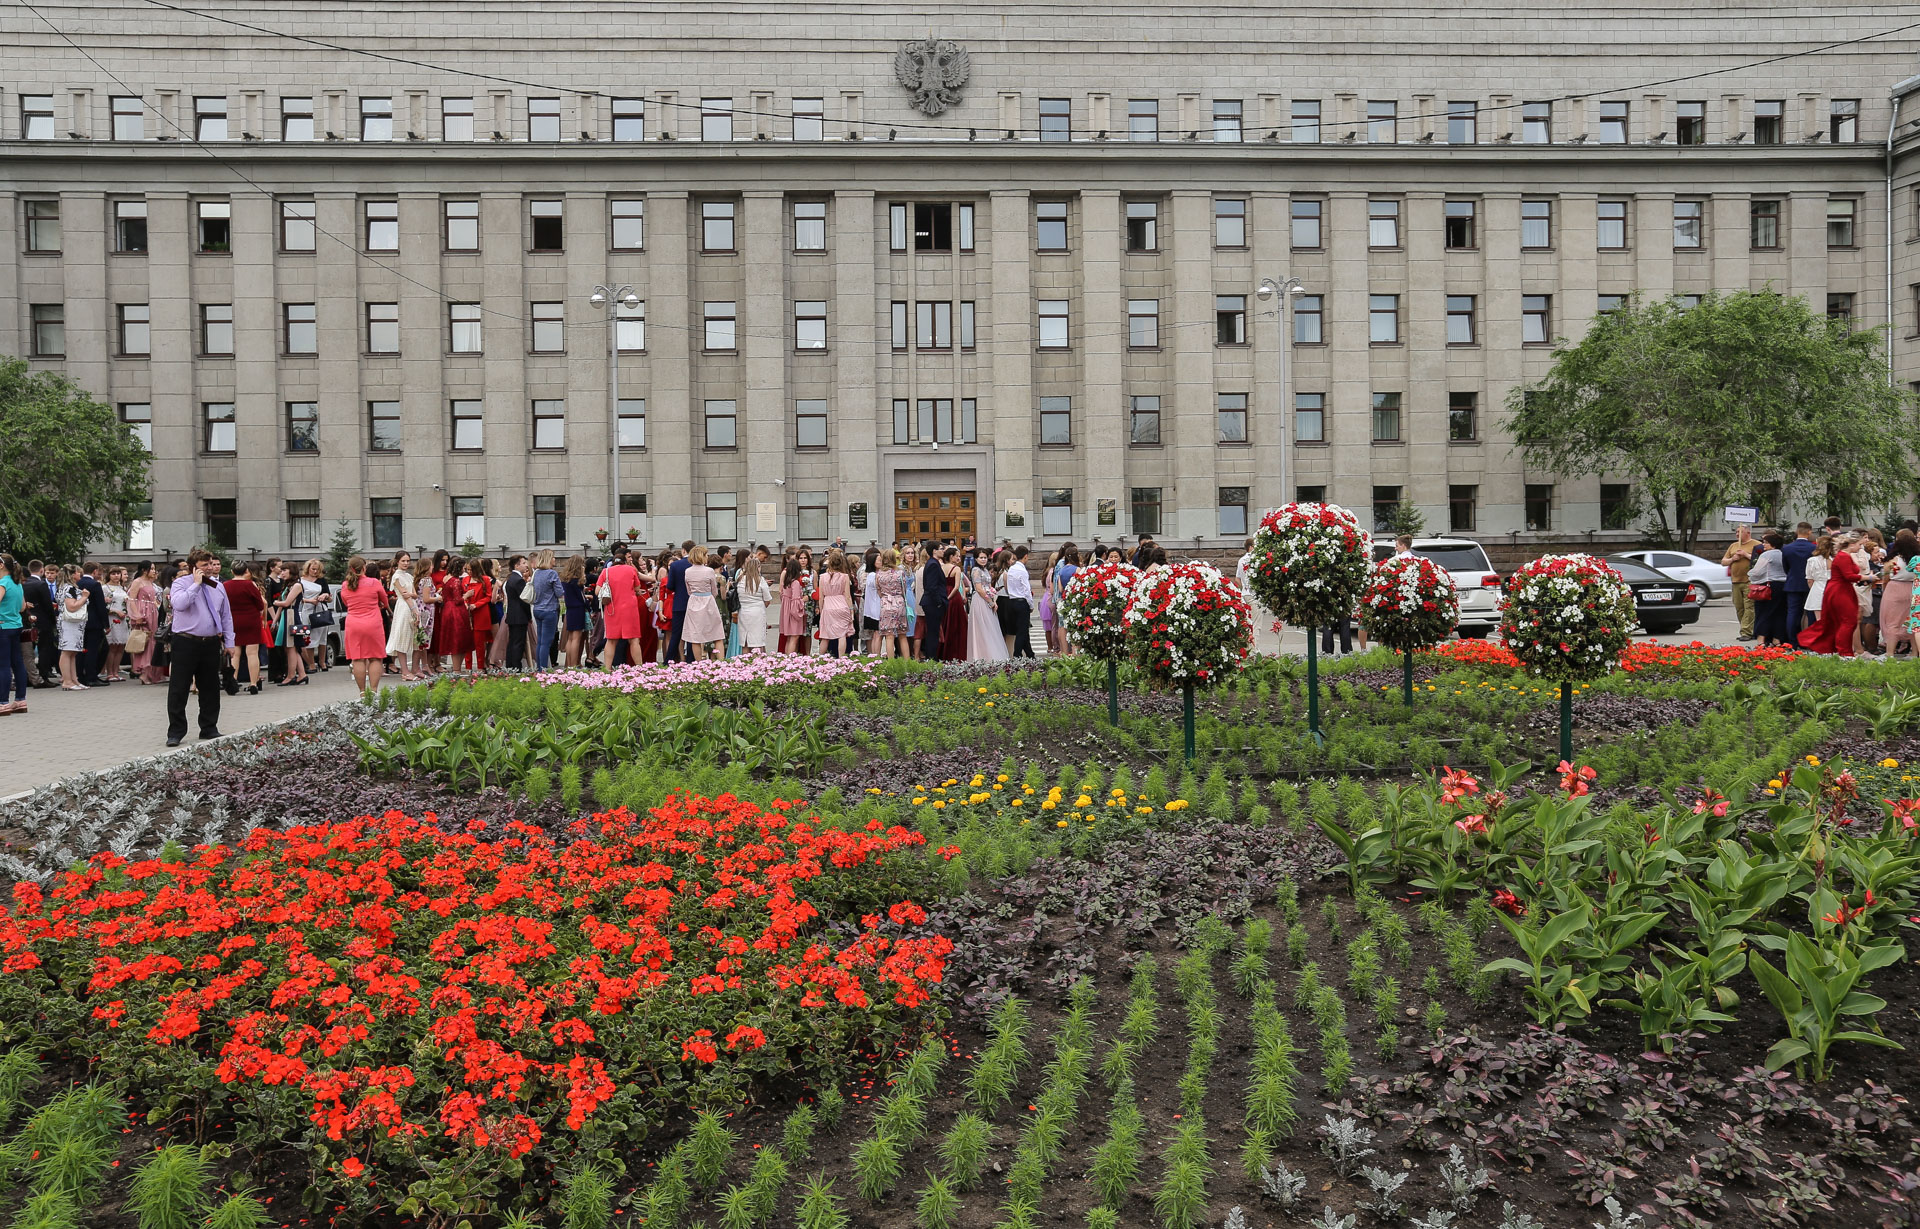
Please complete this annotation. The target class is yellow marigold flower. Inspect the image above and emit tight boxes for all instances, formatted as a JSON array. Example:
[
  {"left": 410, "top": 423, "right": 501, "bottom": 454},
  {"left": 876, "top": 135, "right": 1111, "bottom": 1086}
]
[
  {"left": 1023, "top": 785, "right": 1035, "bottom": 794},
  {"left": 1136, "top": 806, "right": 1153, "bottom": 814},
  {"left": 1111, "top": 788, "right": 1126, "bottom": 796},
  {"left": 985, "top": 701, "right": 994, "bottom": 707},
  {"left": 1764, "top": 789, "right": 1777, "bottom": 796},
  {"left": 1075, "top": 795, "right": 1093, "bottom": 808},
  {"left": 910, "top": 797, "right": 925, "bottom": 806},
  {"left": 992, "top": 783, "right": 1003, "bottom": 791},
  {"left": 932, "top": 800, "right": 946, "bottom": 809},
  {"left": 1883, "top": 758, "right": 1900, "bottom": 769},
  {"left": 997, "top": 774, "right": 1010, "bottom": 782},
  {"left": 1056, "top": 819, "right": 1068, "bottom": 828},
  {"left": 978, "top": 686, "right": 988, "bottom": 694},
  {"left": 1806, "top": 755, "right": 1821, "bottom": 765},
  {"left": 1767, "top": 779, "right": 1782, "bottom": 789},
  {"left": 1040, "top": 799, "right": 1056, "bottom": 810},
  {"left": 1011, "top": 798, "right": 1024, "bottom": 806}
]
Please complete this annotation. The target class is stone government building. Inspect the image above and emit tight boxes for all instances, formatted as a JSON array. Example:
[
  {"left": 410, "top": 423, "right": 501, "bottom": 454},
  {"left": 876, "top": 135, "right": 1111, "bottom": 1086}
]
[{"left": 6, "top": 1, "right": 1920, "bottom": 557}]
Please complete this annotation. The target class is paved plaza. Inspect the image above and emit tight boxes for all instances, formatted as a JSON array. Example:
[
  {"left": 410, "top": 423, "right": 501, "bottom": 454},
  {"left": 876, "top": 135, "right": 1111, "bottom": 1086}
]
[{"left": 3, "top": 596, "right": 1760, "bottom": 799}]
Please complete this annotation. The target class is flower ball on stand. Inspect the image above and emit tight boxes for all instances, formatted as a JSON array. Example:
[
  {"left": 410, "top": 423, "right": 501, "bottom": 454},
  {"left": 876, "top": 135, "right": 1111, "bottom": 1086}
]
[
  {"left": 1057, "top": 560, "right": 1143, "bottom": 723},
  {"left": 1359, "top": 553, "right": 1459, "bottom": 703},
  {"left": 1246, "top": 502, "right": 1373, "bottom": 739},
  {"left": 1497, "top": 553, "right": 1637, "bottom": 762},
  {"left": 1121, "top": 561, "right": 1254, "bottom": 760}
]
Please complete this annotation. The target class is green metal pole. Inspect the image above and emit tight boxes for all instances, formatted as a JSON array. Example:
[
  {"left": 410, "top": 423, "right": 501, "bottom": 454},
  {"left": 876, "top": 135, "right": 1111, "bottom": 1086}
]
[
  {"left": 1107, "top": 658, "right": 1119, "bottom": 725},
  {"left": 1403, "top": 648, "right": 1414, "bottom": 705},
  {"left": 1183, "top": 681, "right": 1196, "bottom": 761},
  {"left": 1306, "top": 633, "right": 1322, "bottom": 743},
  {"left": 1560, "top": 678, "right": 1574, "bottom": 764}
]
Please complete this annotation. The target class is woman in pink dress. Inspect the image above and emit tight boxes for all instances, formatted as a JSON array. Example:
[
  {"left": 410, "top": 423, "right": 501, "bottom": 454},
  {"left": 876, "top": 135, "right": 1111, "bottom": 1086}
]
[
  {"left": 598, "top": 555, "right": 643, "bottom": 669},
  {"left": 126, "top": 562, "right": 164, "bottom": 684},
  {"left": 779, "top": 556, "right": 809, "bottom": 653},
  {"left": 339, "top": 555, "right": 392, "bottom": 696},
  {"left": 815, "top": 548, "right": 856, "bottom": 657},
  {"left": 679, "top": 546, "right": 726, "bottom": 659}
]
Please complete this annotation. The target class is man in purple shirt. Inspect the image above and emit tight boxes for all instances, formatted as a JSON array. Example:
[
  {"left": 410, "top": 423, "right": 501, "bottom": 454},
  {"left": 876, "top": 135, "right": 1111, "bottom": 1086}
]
[{"left": 166, "top": 548, "right": 235, "bottom": 746}]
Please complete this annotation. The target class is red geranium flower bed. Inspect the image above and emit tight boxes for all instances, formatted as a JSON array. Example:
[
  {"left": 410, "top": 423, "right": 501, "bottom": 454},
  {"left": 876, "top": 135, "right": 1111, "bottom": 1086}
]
[
  {"left": 1424, "top": 638, "right": 1800, "bottom": 680},
  {"left": 0, "top": 795, "right": 949, "bottom": 1214}
]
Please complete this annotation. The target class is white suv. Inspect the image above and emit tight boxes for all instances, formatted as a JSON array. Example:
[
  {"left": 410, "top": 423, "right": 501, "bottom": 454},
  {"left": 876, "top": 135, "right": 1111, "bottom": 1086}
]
[{"left": 1372, "top": 537, "right": 1501, "bottom": 639}]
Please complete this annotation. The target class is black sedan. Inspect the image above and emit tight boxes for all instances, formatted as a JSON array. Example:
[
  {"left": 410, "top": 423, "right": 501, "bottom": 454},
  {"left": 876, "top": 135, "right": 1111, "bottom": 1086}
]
[{"left": 1603, "top": 555, "right": 1704, "bottom": 635}]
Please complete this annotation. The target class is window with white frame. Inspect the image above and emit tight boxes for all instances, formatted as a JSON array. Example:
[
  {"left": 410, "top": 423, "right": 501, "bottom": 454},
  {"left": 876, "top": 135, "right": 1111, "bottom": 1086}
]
[
  {"left": 1213, "top": 99, "right": 1243, "bottom": 142},
  {"left": 1447, "top": 295, "right": 1476, "bottom": 345},
  {"left": 111, "top": 96, "right": 143, "bottom": 140},
  {"left": 283, "top": 303, "right": 316, "bottom": 354},
  {"left": 612, "top": 97, "right": 645, "bottom": 141},
  {"left": 1368, "top": 294, "right": 1400, "bottom": 344},
  {"left": 1291, "top": 99, "right": 1320, "bottom": 142},
  {"left": 702, "top": 201, "right": 735, "bottom": 251},
  {"left": 201, "top": 304, "right": 234, "bottom": 356},
  {"left": 1294, "top": 295, "right": 1323, "bottom": 344},
  {"left": 792, "top": 97, "right": 824, "bottom": 141},
  {"left": 365, "top": 199, "right": 399, "bottom": 251},
  {"left": 1039, "top": 397, "right": 1072, "bottom": 445},
  {"left": 450, "top": 399, "right": 483, "bottom": 450},
  {"left": 1291, "top": 198, "right": 1322, "bottom": 248},
  {"left": 1217, "top": 393, "right": 1248, "bottom": 444},
  {"left": 793, "top": 200, "right": 827, "bottom": 251},
  {"left": 195, "top": 96, "right": 229, "bottom": 141},
  {"left": 1521, "top": 101, "right": 1552, "bottom": 143},
  {"left": 1368, "top": 198, "right": 1399, "bottom": 247},
  {"left": 1041, "top": 488, "right": 1073, "bottom": 535},
  {"left": 610, "top": 198, "right": 644, "bottom": 249},
  {"left": 701, "top": 97, "right": 733, "bottom": 141},
  {"left": 451, "top": 497, "right": 485, "bottom": 546},
  {"left": 1597, "top": 199, "right": 1629, "bottom": 249},
  {"left": 1036, "top": 200, "right": 1069, "bottom": 250},
  {"left": 1294, "top": 392, "right": 1325, "bottom": 442},
  {"left": 1127, "top": 299, "right": 1160, "bottom": 348},
  {"left": 369, "top": 400, "right": 402, "bottom": 451},
  {"left": 118, "top": 304, "right": 150, "bottom": 356},
  {"left": 282, "top": 96, "right": 314, "bottom": 141},
  {"left": 115, "top": 200, "right": 148, "bottom": 252},
  {"left": 358, "top": 96, "right": 392, "bottom": 142},
  {"left": 1218, "top": 486, "right": 1249, "bottom": 535},
  {"left": 1214, "top": 198, "right": 1246, "bottom": 247},
  {"left": 444, "top": 199, "right": 479, "bottom": 251},
  {"left": 204, "top": 401, "right": 236, "bottom": 452},
  {"left": 799, "top": 492, "right": 830, "bottom": 540},
  {"left": 442, "top": 97, "right": 474, "bottom": 141},
  {"left": 1130, "top": 395, "right": 1161, "bottom": 445},
  {"left": 706, "top": 493, "right": 738, "bottom": 541},
  {"left": 280, "top": 199, "right": 316, "bottom": 252},
  {"left": 21, "top": 95, "right": 54, "bottom": 140},
  {"left": 196, "top": 200, "right": 231, "bottom": 252},
  {"left": 1367, "top": 99, "right": 1397, "bottom": 143},
  {"left": 527, "top": 97, "right": 561, "bottom": 142},
  {"left": 366, "top": 302, "right": 399, "bottom": 354},
  {"left": 617, "top": 398, "right": 646, "bottom": 448},
  {"left": 1037, "top": 300, "right": 1069, "bottom": 348},
  {"left": 1673, "top": 200, "right": 1703, "bottom": 250},
  {"left": 1128, "top": 98, "right": 1159, "bottom": 141},
  {"left": 1521, "top": 199, "right": 1552, "bottom": 249},
  {"left": 1522, "top": 294, "right": 1553, "bottom": 344},
  {"left": 616, "top": 301, "right": 645, "bottom": 351}
]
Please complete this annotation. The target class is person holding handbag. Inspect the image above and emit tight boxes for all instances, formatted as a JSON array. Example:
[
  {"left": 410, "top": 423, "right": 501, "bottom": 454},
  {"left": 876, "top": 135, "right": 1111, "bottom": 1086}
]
[
  {"left": 56, "top": 565, "right": 90, "bottom": 690},
  {"left": 297, "top": 559, "right": 333, "bottom": 673},
  {"left": 598, "top": 549, "right": 643, "bottom": 669},
  {"left": 126, "top": 561, "right": 163, "bottom": 684},
  {"left": 1748, "top": 532, "right": 1789, "bottom": 648}
]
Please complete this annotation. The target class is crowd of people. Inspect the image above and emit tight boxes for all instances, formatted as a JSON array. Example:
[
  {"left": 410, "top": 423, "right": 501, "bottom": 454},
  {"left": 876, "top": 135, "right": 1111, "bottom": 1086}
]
[{"left": 1730, "top": 517, "right": 1920, "bottom": 658}]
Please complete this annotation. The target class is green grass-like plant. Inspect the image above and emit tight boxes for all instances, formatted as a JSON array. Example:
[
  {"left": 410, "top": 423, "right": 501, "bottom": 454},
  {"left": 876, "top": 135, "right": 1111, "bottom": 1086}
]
[
  {"left": 874, "top": 1088, "right": 927, "bottom": 1142},
  {"left": 1232, "top": 918, "right": 1273, "bottom": 997},
  {"left": 796, "top": 1174, "right": 850, "bottom": 1229},
  {"left": 205, "top": 1187, "right": 273, "bottom": 1229},
  {"left": 560, "top": 1163, "right": 615, "bottom": 1229},
  {"left": 641, "top": 1146, "right": 692, "bottom": 1229},
  {"left": 688, "top": 1110, "right": 738, "bottom": 1191},
  {"left": 29, "top": 1134, "right": 108, "bottom": 1208},
  {"left": 126, "top": 1144, "right": 213, "bottom": 1229},
  {"left": 851, "top": 1130, "right": 904, "bottom": 1202},
  {"left": 1276, "top": 875, "right": 1301, "bottom": 925},
  {"left": 915, "top": 1172, "right": 961, "bottom": 1229},
  {"left": 780, "top": 1104, "right": 817, "bottom": 1164},
  {"left": 745, "top": 1146, "right": 788, "bottom": 1222},
  {"left": 716, "top": 1184, "right": 757, "bottom": 1229},
  {"left": 1152, "top": 1156, "right": 1209, "bottom": 1229},
  {"left": 1100, "top": 1038, "right": 1136, "bottom": 1092},
  {"left": 1287, "top": 923, "right": 1309, "bottom": 967},
  {"left": 8, "top": 1190, "right": 80, "bottom": 1229},
  {"left": 936, "top": 1112, "right": 990, "bottom": 1190}
]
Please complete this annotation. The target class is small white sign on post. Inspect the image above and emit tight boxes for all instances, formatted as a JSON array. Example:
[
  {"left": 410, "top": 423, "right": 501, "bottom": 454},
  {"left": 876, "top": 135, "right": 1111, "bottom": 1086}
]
[{"left": 1724, "top": 505, "right": 1759, "bottom": 525}]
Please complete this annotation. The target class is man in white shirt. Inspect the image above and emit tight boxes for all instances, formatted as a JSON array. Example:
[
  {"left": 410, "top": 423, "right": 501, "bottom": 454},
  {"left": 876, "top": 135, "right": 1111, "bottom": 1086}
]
[{"left": 1003, "top": 545, "right": 1036, "bottom": 658}]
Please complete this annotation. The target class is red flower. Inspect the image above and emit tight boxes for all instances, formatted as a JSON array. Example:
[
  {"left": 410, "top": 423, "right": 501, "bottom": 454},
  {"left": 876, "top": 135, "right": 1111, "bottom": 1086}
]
[
  {"left": 1490, "top": 889, "right": 1526, "bottom": 917},
  {"left": 342, "top": 1157, "right": 365, "bottom": 1178}
]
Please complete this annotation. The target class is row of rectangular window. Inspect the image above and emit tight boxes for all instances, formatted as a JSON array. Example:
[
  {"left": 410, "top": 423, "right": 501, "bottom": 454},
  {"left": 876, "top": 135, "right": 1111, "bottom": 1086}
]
[
  {"left": 20, "top": 92, "right": 1863, "bottom": 146},
  {"left": 19, "top": 192, "right": 1862, "bottom": 262},
  {"left": 193, "top": 494, "right": 578, "bottom": 552}
]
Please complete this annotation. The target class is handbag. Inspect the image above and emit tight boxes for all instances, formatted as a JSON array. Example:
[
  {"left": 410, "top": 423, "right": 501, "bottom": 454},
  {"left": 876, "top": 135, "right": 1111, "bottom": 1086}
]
[
  {"left": 1748, "top": 583, "right": 1772, "bottom": 602},
  {"left": 59, "top": 592, "right": 87, "bottom": 624},
  {"left": 126, "top": 627, "right": 150, "bottom": 655},
  {"left": 307, "top": 604, "right": 334, "bottom": 628}
]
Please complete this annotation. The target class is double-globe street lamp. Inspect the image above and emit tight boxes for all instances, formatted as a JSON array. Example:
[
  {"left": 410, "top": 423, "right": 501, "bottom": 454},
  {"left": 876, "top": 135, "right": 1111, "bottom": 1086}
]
[
  {"left": 588, "top": 283, "right": 642, "bottom": 546},
  {"left": 1255, "top": 276, "right": 1307, "bottom": 512}
]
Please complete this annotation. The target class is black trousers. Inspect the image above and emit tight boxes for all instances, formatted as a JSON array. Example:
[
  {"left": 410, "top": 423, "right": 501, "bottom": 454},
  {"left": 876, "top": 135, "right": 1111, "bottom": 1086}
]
[
  {"left": 1004, "top": 597, "right": 1035, "bottom": 657},
  {"left": 1319, "top": 618, "right": 1354, "bottom": 654},
  {"left": 921, "top": 602, "right": 947, "bottom": 660},
  {"left": 505, "top": 621, "right": 528, "bottom": 670},
  {"left": 166, "top": 635, "right": 224, "bottom": 740},
  {"left": 34, "top": 624, "right": 58, "bottom": 683},
  {"left": 79, "top": 625, "right": 108, "bottom": 683}
]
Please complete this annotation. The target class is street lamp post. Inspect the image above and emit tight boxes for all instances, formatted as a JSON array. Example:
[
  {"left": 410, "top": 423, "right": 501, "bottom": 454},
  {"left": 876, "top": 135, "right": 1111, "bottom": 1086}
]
[
  {"left": 1254, "top": 276, "right": 1306, "bottom": 508},
  {"left": 589, "top": 283, "right": 641, "bottom": 548}
]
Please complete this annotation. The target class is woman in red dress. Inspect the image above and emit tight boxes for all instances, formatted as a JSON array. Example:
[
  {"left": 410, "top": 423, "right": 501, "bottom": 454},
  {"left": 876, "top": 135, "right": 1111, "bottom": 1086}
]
[
  {"left": 1798, "top": 538, "right": 1862, "bottom": 656},
  {"left": 440, "top": 566, "right": 473, "bottom": 670},
  {"left": 223, "top": 562, "right": 268, "bottom": 693},
  {"left": 939, "top": 547, "right": 970, "bottom": 661},
  {"left": 426, "top": 550, "right": 452, "bottom": 663},
  {"left": 598, "top": 553, "right": 643, "bottom": 668},
  {"left": 637, "top": 551, "right": 664, "bottom": 665},
  {"left": 464, "top": 559, "right": 494, "bottom": 673}
]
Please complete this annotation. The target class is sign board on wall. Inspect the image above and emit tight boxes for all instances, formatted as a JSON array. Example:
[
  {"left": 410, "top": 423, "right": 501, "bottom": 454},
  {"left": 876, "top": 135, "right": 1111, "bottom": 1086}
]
[
  {"left": 755, "top": 502, "right": 777, "bottom": 532},
  {"left": 848, "top": 502, "right": 868, "bottom": 530},
  {"left": 1004, "top": 498, "right": 1026, "bottom": 527},
  {"left": 1097, "top": 497, "right": 1117, "bottom": 525}
]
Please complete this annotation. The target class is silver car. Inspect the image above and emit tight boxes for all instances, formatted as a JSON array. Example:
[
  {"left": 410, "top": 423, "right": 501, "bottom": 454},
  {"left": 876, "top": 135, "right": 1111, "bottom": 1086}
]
[
  {"left": 1373, "top": 537, "right": 1502, "bottom": 639},
  {"left": 1613, "top": 549, "right": 1731, "bottom": 603}
]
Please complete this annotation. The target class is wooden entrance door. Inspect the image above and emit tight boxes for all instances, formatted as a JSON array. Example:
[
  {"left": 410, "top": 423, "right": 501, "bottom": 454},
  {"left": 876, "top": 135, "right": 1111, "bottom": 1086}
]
[{"left": 894, "top": 491, "right": 976, "bottom": 544}]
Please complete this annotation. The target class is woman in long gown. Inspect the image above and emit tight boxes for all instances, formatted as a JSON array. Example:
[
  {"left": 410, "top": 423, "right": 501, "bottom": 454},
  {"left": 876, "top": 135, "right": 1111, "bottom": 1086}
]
[
  {"left": 638, "top": 551, "right": 665, "bottom": 665},
  {"left": 736, "top": 556, "right": 772, "bottom": 654},
  {"left": 440, "top": 567, "right": 473, "bottom": 670},
  {"left": 874, "top": 548, "right": 908, "bottom": 659},
  {"left": 680, "top": 547, "right": 727, "bottom": 660},
  {"left": 412, "top": 560, "right": 439, "bottom": 676},
  {"left": 127, "top": 562, "right": 163, "bottom": 684},
  {"left": 815, "top": 549, "right": 856, "bottom": 658},
  {"left": 779, "top": 557, "right": 808, "bottom": 654},
  {"left": 385, "top": 551, "right": 422, "bottom": 679},
  {"left": 1882, "top": 540, "right": 1917, "bottom": 657},
  {"left": 939, "top": 549, "right": 969, "bottom": 662},
  {"left": 1798, "top": 537, "right": 1862, "bottom": 656},
  {"left": 426, "top": 550, "right": 453, "bottom": 665},
  {"left": 967, "top": 549, "right": 1011, "bottom": 661}
]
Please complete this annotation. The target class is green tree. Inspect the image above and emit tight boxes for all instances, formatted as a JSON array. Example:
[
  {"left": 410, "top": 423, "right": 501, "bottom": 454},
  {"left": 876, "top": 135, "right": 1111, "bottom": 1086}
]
[
  {"left": 1385, "top": 497, "right": 1427, "bottom": 539},
  {"left": 322, "top": 517, "right": 358, "bottom": 583},
  {"left": 1505, "top": 291, "right": 1916, "bottom": 552},
  {"left": 0, "top": 358, "right": 150, "bottom": 561}
]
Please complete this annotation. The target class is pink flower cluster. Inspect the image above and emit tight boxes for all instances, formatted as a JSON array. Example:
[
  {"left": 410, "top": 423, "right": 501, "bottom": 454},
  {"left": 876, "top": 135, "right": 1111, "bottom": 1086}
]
[{"left": 535, "top": 655, "right": 875, "bottom": 695}]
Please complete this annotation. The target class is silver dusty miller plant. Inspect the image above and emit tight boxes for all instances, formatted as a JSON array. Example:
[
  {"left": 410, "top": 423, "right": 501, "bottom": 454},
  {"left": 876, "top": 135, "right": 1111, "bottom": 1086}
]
[
  {"left": 1409, "top": 1213, "right": 1458, "bottom": 1229},
  {"left": 1317, "top": 1114, "right": 1377, "bottom": 1177},
  {"left": 1439, "top": 1143, "right": 1490, "bottom": 1211},
  {"left": 1497, "top": 1203, "right": 1545, "bottom": 1229},
  {"left": 1358, "top": 1165, "right": 1408, "bottom": 1219},
  {"left": 1307, "top": 1208, "right": 1356, "bottom": 1229},
  {"left": 1592, "top": 1197, "right": 1643, "bottom": 1229},
  {"left": 1259, "top": 1159, "right": 1307, "bottom": 1212},
  {"left": 1221, "top": 1208, "right": 1248, "bottom": 1229}
]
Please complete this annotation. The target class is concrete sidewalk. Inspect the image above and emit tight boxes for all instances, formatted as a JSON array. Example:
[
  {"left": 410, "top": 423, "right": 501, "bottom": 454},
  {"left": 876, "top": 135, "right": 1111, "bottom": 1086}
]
[{"left": 2, "top": 668, "right": 363, "bottom": 797}]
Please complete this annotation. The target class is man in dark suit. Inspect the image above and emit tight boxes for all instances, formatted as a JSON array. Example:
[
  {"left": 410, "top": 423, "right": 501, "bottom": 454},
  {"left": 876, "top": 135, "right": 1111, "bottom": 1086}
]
[
  {"left": 919, "top": 541, "right": 949, "bottom": 661},
  {"left": 1782, "top": 522, "right": 1816, "bottom": 637},
  {"left": 503, "top": 555, "right": 532, "bottom": 670},
  {"left": 77, "top": 562, "right": 110, "bottom": 686},
  {"left": 663, "top": 540, "right": 694, "bottom": 663},
  {"left": 1131, "top": 535, "right": 1157, "bottom": 570},
  {"left": 22, "top": 561, "right": 57, "bottom": 687}
]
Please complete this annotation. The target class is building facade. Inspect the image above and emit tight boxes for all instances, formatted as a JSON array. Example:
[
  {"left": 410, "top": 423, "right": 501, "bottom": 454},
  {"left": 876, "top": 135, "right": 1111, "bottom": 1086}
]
[{"left": 5, "top": 2, "right": 1919, "bottom": 558}]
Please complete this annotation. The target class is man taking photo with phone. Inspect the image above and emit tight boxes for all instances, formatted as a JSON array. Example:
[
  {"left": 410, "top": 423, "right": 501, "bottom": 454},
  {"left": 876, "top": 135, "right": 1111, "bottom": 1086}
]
[{"left": 165, "top": 548, "right": 235, "bottom": 747}]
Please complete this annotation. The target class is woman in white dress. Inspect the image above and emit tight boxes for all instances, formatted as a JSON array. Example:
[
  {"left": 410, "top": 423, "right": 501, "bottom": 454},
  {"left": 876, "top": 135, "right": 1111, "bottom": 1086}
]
[
  {"left": 680, "top": 546, "right": 726, "bottom": 660},
  {"left": 967, "top": 548, "right": 1010, "bottom": 662},
  {"left": 57, "top": 566, "right": 89, "bottom": 690},
  {"left": 735, "top": 555, "right": 772, "bottom": 654},
  {"left": 104, "top": 566, "right": 132, "bottom": 681},
  {"left": 385, "top": 550, "right": 423, "bottom": 679},
  {"left": 1803, "top": 536, "right": 1833, "bottom": 625}
]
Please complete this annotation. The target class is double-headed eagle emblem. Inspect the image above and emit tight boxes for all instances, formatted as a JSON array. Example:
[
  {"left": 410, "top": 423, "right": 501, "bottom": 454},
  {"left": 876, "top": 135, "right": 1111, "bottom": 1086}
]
[{"left": 894, "top": 38, "right": 971, "bottom": 116}]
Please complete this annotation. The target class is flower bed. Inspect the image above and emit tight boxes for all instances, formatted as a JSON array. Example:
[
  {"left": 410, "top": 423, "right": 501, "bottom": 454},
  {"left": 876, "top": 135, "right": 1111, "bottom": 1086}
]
[
  {"left": 1057, "top": 561, "right": 1141, "bottom": 661},
  {"left": 535, "top": 654, "right": 876, "bottom": 700},
  {"left": 1358, "top": 554, "right": 1459, "bottom": 652},
  {"left": 1123, "top": 562, "right": 1253, "bottom": 687},
  {"left": 1424, "top": 638, "right": 1801, "bottom": 680},
  {"left": 0, "top": 794, "right": 948, "bottom": 1216}
]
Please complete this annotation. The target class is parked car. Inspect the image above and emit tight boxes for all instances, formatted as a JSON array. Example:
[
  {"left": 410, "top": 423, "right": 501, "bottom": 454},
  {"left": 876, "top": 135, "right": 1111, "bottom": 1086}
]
[
  {"left": 1603, "top": 555, "right": 1705, "bottom": 635},
  {"left": 1371, "top": 537, "right": 1501, "bottom": 638},
  {"left": 1613, "top": 549, "right": 1730, "bottom": 603}
]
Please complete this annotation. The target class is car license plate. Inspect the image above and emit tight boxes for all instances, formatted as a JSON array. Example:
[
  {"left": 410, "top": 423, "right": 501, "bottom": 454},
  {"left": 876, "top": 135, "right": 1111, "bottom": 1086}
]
[{"left": 1641, "top": 590, "right": 1673, "bottom": 602}]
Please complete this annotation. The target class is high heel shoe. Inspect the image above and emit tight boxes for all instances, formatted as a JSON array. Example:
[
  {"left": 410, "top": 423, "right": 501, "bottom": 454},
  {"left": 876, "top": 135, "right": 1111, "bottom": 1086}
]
[{"left": 246, "top": 684, "right": 261, "bottom": 694}]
